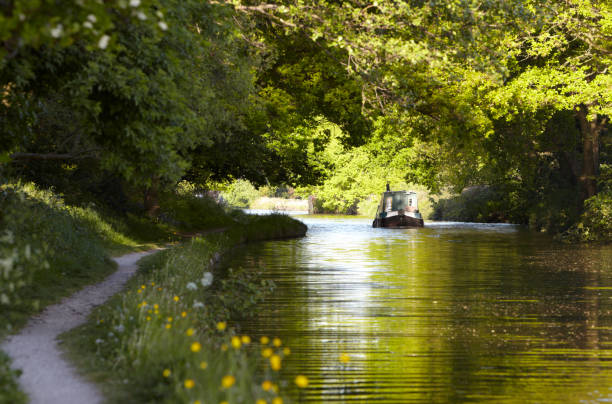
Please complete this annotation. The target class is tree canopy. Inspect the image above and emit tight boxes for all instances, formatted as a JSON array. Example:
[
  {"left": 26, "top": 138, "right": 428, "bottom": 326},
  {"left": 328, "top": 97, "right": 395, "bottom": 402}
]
[{"left": 1, "top": 0, "right": 610, "bottom": 233}]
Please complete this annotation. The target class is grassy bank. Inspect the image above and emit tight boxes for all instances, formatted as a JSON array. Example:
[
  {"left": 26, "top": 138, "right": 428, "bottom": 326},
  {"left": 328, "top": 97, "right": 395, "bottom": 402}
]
[
  {"left": 249, "top": 197, "right": 308, "bottom": 212},
  {"left": 62, "top": 216, "right": 307, "bottom": 403},
  {"left": 0, "top": 182, "right": 160, "bottom": 403},
  {"left": 0, "top": 181, "right": 288, "bottom": 403}
]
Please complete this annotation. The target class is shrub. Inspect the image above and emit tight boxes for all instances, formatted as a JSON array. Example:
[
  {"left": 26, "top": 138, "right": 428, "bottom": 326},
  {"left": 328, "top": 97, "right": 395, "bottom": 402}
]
[
  {"left": 222, "top": 180, "right": 259, "bottom": 208},
  {"left": 561, "top": 191, "right": 612, "bottom": 243},
  {"left": 159, "top": 190, "right": 235, "bottom": 231}
]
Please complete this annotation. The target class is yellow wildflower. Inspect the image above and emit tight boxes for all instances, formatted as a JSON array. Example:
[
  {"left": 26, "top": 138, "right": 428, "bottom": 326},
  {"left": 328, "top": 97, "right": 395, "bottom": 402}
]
[
  {"left": 262, "top": 348, "right": 273, "bottom": 358},
  {"left": 194, "top": 401, "right": 201, "bottom": 404},
  {"left": 141, "top": 285, "right": 146, "bottom": 289},
  {"left": 190, "top": 342, "right": 202, "bottom": 353},
  {"left": 272, "top": 398, "right": 283, "bottom": 404},
  {"left": 260, "top": 336, "right": 269, "bottom": 345},
  {"left": 256, "top": 400, "right": 267, "bottom": 404},
  {"left": 162, "top": 369, "right": 171, "bottom": 377},
  {"left": 231, "top": 336, "right": 241, "bottom": 349},
  {"left": 181, "top": 311, "right": 187, "bottom": 318},
  {"left": 272, "top": 384, "right": 279, "bottom": 393},
  {"left": 184, "top": 379, "right": 195, "bottom": 389},
  {"left": 150, "top": 282, "right": 155, "bottom": 286},
  {"left": 173, "top": 296, "right": 179, "bottom": 302},
  {"left": 199, "top": 361, "right": 207, "bottom": 369},
  {"left": 167, "top": 316, "right": 173, "bottom": 322},
  {"left": 220, "top": 402, "right": 229, "bottom": 404},
  {"left": 283, "top": 347, "right": 291, "bottom": 356},
  {"left": 221, "top": 375, "right": 236, "bottom": 388},
  {"left": 137, "top": 289, "right": 142, "bottom": 294},
  {"left": 270, "top": 354, "right": 281, "bottom": 371},
  {"left": 241, "top": 335, "right": 251, "bottom": 344},
  {"left": 154, "top": 304, "right": 159, "bottom": 309},
  {"left": 295, "top": 375, "right": 309, "bottom": 388},
  {"left": 272, "top": 337, "right": 281, "bottom": 347},
  {"left": 158, "top": 287, "right": 162, "bottom": 291},
  {"left": 165, "top": 324, "right": 172, "bottom": 329},
  {"left": 217, "top": 321, "right": 226, "bottom": 331},
  {"left": 261, "top": 380, "right": 272, "bottom": 391},
  {"left": 340, "top": 353, "right": 351, "bottom": 364},
  {"left": 146, "top": 316, "right": 151, "bottom": 321},
  {"left": 186, "top": 328, "right": 195, "bottom": 336}
]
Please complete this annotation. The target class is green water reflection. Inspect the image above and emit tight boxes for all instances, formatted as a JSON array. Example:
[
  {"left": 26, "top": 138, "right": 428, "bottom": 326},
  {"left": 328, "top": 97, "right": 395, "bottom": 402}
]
[{"left": 230, "top": 217, "right": 612, "bottom": 403}]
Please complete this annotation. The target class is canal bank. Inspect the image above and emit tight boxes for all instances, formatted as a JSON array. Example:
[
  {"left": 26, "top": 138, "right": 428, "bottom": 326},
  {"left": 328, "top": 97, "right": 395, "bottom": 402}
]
[{"left": 60, "top": 216, "right": 307, "bottom": 404}]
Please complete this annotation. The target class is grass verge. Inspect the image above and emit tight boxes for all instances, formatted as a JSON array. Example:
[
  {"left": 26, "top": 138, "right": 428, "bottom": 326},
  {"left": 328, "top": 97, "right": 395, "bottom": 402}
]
[
  {"left": 0, "top": 181, "right": 260, "bottom": 403},
  {"left": 61, "top": 216, "right": 307, "bottom": 403}
]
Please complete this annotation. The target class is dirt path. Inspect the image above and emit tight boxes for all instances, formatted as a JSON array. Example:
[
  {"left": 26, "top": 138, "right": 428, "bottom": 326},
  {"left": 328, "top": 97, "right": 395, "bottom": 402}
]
[{"left": 1, "top": 250, "right": 158, "bottom": 404}]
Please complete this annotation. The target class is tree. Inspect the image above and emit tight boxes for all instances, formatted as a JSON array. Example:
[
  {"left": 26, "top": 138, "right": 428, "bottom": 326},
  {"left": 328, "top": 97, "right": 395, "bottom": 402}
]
[{"left": 1, "top": 0, "right": 255, "bottom": 214}]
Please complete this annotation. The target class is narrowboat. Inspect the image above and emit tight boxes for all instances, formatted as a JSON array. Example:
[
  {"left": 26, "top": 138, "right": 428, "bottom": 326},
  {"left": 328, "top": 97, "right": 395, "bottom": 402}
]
[{"left": 372, "top": 187, "right": 424, "bottom": 228}]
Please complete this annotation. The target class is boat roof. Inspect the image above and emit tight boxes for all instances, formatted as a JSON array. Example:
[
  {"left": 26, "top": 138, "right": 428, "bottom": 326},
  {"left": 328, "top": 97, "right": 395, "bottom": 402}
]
[{"left": 382, "top": 190, "right": 417, "bottom": 195}]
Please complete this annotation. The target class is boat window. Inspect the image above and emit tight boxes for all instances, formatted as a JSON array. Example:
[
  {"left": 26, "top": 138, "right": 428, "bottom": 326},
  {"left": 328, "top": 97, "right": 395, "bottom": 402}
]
[{"left": 385, "top": 197, "right": 392, "bottom": 212}]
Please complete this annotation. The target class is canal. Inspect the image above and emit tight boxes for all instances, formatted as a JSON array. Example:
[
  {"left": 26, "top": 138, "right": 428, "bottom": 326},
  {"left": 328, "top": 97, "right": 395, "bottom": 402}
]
[{"left": 229, "top": 216, "right": 612, "bottom": 403}]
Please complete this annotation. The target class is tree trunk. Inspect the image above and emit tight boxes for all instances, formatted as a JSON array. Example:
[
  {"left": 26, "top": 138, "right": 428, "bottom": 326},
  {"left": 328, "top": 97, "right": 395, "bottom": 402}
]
[
  {"left": 576, "top": 106, "right": 601, "bottom": 200},
  {"left": 144, "top": 176, "right": 160, "bottom": 217}
]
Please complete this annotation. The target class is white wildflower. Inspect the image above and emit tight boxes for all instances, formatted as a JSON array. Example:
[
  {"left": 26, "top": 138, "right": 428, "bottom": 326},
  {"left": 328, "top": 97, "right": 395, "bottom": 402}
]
[
  {"left": 156, "top": 11, "right": 164, "bottom": 18},
  {"left": 186, "top": 282, "right": 197, "bottom": 291},
  {"left": 83, "top": 21, "right": 93, "bottom": 29},
  {"left": 129, "top": 0, "right": 141, "bottom": 6},
  {"left": 114, "top": 324, "right": 125, "bottom": 333},
  {"left": 136, "top": 11, "right": 147, "bottom": 20},
  {"left": 158, "top": 21, "right": 168, "bottom": 31},
  {"left": 95, "top": 338, "right": 104, "bottom": 344},
  {"left": 98, "top": 35, "right": 110, "bottom": 49},
  {"left": 193, "top": 300, "right": 205, "bottom": 309},
  {"left": 107, "top": 332, "right": 114, "bottom": 337},
  {"left": 201, "top": 272, "right": 213, "bottom": 287},
  {"left": 87, "top": 14, "right": 97, "bottom": 23},
  {"left": 50, "top": 24, "right": 63, "bottom": 38}
]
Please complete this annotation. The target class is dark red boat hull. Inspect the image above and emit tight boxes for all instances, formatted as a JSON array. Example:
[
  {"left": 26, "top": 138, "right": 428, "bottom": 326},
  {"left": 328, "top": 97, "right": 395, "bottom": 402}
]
[{"left": 372, "top": 214, "right": 424, "bottom": 228}]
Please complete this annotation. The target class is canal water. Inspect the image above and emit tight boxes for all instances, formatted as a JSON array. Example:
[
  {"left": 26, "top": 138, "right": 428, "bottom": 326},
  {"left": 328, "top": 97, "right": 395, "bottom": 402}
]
[{"left": 228, "top": 217, "right": 612, "bottom": 403}]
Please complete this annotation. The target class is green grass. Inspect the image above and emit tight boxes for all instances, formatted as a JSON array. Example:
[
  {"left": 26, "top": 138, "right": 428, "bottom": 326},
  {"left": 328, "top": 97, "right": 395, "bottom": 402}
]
[
  {"left": 249, "top": 197, "right": 308, "bottom": 211},
  {"left": 62, "top": 217, "right": 308, "bottom": 403},
  {"left": 0, "top": 351, "right": 26, "bottom": 404},
  {"left": 0, "top": 181, "right": 269, "bottom": 403}
]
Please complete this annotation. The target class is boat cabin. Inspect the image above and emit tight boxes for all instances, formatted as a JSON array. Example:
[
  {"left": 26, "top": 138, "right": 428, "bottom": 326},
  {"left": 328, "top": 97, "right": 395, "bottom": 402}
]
[{"left": 380, "top": 191, "right": 419, "bottom": 213}]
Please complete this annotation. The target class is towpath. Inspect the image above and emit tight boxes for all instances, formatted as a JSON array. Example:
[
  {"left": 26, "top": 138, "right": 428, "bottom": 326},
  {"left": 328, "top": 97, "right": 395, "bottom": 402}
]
[{"left": 1, "top": 250, "right": 157, "bottom": 404}]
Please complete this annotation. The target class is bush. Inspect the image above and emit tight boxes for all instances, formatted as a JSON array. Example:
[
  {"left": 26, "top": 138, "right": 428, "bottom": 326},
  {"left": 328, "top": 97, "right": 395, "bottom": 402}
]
[
  {"left": 222, "top": 180, "right": 259, "bottom": 208},
  {"left": 159, "top": 190, "right": 235, "bottom": 231},
  {"left": 432, "top": 186, "right": 522, "bottom": 223},
  {"left": 561, "top": 191, "right": 612, "bottom": 243}
]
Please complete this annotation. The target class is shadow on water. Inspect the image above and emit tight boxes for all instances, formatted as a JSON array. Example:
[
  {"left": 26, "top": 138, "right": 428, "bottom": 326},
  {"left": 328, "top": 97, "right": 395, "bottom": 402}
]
[{"left": 227, "top": 217, "right": 612, "bottom": 403}]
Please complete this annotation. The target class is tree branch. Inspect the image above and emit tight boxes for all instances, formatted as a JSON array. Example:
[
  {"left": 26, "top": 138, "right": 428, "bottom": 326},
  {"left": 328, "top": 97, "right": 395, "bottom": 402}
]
[{"left": 9, "top": 152, "right": 98, "bottom": 161}]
